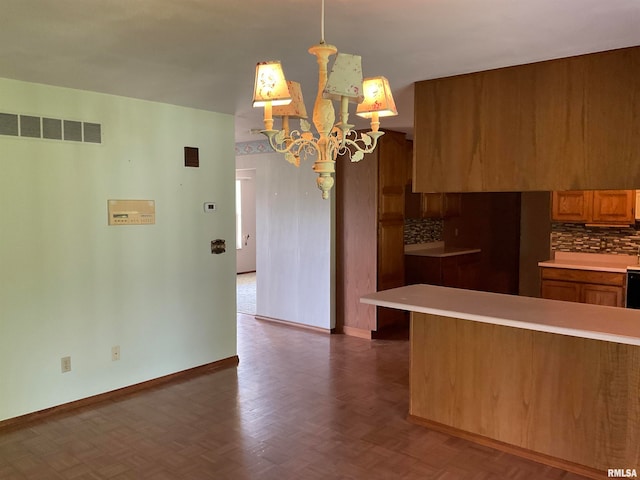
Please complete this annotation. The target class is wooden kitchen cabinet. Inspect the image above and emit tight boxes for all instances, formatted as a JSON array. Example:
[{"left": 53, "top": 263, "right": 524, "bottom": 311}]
[
  {"left": 405, "top": 139, "right": 413, "bottom": 186},
  {"left": 540, "top": 267, "right": 625, "bottom": 307},
  {"left": 551, "top": 190, "right": 634, "bottom": 225},
  {"left": 413, "top": 46, "right": 640, "bottom": 193},
  {"left": 336, "top": 130, "right": 407, "bottom": 338},
  {"left": 406, "top": 252, "right": 480, "bottom": 290},
  {"left": 540, "top": 279, "right": 581, "bottom": 303},
  {"left": 423, "top": 193, "right": 461, "bottom": 218},
  {"left": 405, "top": 138, "right": 461, "bottom": 219},
  {"left": 592, "top": 190, "right": 635, "bottom": 223},
  {"left": 582, "top": 283, "right": 625, "bottom": 306},
  {"left": 551, "top": 191, "right": 592, "bottom": 222},
  {"left": 405, "top": 191, "right": 461, "bottom": 219}
]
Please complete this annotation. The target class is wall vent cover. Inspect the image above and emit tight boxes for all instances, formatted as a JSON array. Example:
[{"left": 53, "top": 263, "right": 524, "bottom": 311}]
[
  {"left": 20, "top": 115, "right": 41, "bottom": 138},
  {"left": 0, "top": 113, "right": 18, "bottom": 136},
  {"left": 0, "top": 112, "right": 102, "bottom": 144},
  {"left": 43, "top": 118, "right": 63, "bottom": 139},
  {"left": 83, "top": 123, "right": 101, "bottom": 143},
  {"left": 185, "top": 146, "right": 199, "bottom": 167},
  {"left": 63, "top": 120, "right": 82, "bottom": 142}
]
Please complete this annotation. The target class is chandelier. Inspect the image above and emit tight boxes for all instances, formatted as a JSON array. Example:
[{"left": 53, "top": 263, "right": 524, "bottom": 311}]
[{"left": 252, "top": 0, "right": 398, "bottom": 199}]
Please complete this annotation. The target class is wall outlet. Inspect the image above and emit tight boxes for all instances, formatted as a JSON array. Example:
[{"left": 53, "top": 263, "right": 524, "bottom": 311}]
[
  {"left": 61, "top": 356, "right": 71, "bottom": 373},
  {"left": 111, "top": 345, "right": 120, "bottom": 361}
]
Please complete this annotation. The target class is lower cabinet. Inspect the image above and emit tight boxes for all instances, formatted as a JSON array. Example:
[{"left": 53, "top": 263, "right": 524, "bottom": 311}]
[
  {"left": 406, "top": 253, "right": 480, "bottom": 290},
  {"left": 540, "top": 268, "right": 625, "bottom": 307}
]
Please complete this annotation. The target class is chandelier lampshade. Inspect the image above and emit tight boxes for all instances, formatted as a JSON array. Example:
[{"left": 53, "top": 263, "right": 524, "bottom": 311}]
[
  {"left": 272, "top": 80, "right": 308, "bottom": 167},
  {"left": 356, "top": 76, "right": 398, "bottom": 133},
  {"left": 273, "top": 81, "right": 308, "bottom": 119},
  {"left": 356, "top": 76, "right": 398, "bottom": 118},
  {"left": 323, "top": 53, "right": 364, "bottom": 103},
  {"left": 252, "top": 61, "right": 292, "bottom": 107}
]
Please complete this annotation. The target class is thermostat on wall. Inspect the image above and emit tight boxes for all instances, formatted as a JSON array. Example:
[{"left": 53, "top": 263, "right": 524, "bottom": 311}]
[
  {"left": 203, "top": 202, "right": 217, "bottom": 212},
  {"left": 108, "top": 199, "right": 156, "bottom": 225}
]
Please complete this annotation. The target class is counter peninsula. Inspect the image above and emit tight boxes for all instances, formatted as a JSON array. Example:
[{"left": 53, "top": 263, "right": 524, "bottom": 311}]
[{"left": 361, "top": 284, "right": 640, "bottom": 478}]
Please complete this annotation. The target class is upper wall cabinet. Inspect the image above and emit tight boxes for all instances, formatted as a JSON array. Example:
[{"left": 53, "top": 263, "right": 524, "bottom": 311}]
[
  {"left": 405, "top": 190, "right": 461, "bottom": 219},
  {"left": 413, "top": 46, "right": 640, "bottom": 193},
  {"left": 551, "top": 190, "right": 635, "bottom": 225}
]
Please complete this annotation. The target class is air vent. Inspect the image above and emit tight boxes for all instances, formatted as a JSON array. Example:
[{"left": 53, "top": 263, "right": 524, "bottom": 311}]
[
  {"left": 184, "top": 146, "right": 199, "bottom": 167},
  {"left": 0, "top": 112, "right": 102, "bottom": 144},
  {"left": 20, "top": 115, "right": 41, "bottom": 138},
  {"left": 0, "top": 113, "right": 18, "bottom": 136},
  {"left": 83, "top": 123, "right": 101, "bottom": 143},
  {"left": 43, "top": 118, "right": 63, "bottom": 140},
  {"left": 63, "top": 120, "right": 82, "bottom": 142}
]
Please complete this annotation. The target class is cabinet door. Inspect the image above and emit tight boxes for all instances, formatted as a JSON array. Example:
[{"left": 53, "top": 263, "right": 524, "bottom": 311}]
[
  {"left": 551, "top": 191, "right": 592, "bottom": 222},
  {"left": 404, "top": 185, "right": 422, "bottom": 219},
  {"left": 443, "top": 193, "right": 461, "bottom": 218},
  {"left": 541, "top": 279, "right": 581, "bottom": 302},
  {"left": 582, "top": 284, "right": 624, "bottom": 307},
  {"left": 441, "top": 253, "right": 480, "bottom": 290},
  {"left": 591, "top": 190, "right": 634, "bottom": 224},
  {"left": 421, "top": 193, "right": 445, "bottom": 218},
  {"left": 421, "top": 193, "right": 461, "bottom": 219}
]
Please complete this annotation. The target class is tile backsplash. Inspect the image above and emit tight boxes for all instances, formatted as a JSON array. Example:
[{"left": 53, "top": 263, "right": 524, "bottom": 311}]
[
  {"left": 404, "top": 218, "right": 443, "bottom": 245},
  {"left": 551, "top": 222, "right": 640, "bottom": 255}
]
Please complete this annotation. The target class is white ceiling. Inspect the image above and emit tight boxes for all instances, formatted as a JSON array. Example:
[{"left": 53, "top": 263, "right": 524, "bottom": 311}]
[{"left": 1, "top": 0, "right": 639, "bottom": 142}]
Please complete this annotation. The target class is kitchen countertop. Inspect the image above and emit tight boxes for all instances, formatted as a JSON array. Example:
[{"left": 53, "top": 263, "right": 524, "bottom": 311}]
[
  {"left": 405, "top": 241, "right": 481, "bottom": 258},
  {"left": 361, "top": 284, "right": 640, "bottom": 346},
  {"left": 538, "top": 251, "right": 639, "bottom": 273}
]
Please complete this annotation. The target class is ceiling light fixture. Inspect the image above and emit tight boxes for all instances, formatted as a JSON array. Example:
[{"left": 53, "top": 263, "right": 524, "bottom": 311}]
[{"left": 252, "top": 0, "right": 398, "bottom": 199}]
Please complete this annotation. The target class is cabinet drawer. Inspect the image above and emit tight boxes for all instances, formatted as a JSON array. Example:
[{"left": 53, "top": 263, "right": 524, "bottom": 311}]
[{"left": 540, "top": 267, "right": 625, "bottom": 286}]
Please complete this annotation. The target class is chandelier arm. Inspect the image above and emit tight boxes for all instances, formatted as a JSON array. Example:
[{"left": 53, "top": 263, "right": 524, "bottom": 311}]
[
  {"left": 264, "top": 131, "right": 320, "bottom": 156},
  {"left": 337, "top": 131, "right": 386, "bottom": 162},
  {"left": 341, "top": 136, "right": 379, "bottom": 154}
]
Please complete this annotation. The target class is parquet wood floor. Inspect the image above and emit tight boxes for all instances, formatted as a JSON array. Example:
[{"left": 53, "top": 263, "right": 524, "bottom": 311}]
[{"left": 0, "top": 314, "right": 591, "bottom": 479}]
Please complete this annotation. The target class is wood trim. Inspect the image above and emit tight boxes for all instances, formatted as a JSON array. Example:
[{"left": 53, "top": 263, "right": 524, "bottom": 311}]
[
  {"left": 406, "top": 415, "right": 605, "bottom": 480},
  {"left": 0, "top": 356, "right": 239, "bottom": 431},
  {"left": 254, "top": 315, "right": 331, "bottom": 334},
  {"left": 335, "top": 132, "right": 378, "bottom": 333},
  {"left": 341, "top": 325, "right": 373, "bottom": 339}
]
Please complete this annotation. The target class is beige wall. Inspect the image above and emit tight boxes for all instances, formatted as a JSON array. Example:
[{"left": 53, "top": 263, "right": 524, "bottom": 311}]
[
  {"left": 236, "top": 151, "right": 334, "bottom": 330},
  {"left": 0, "top": 78, "right": 237, "bottom": 421}
]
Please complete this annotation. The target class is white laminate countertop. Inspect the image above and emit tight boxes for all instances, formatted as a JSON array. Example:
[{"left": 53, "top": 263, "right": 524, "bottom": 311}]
[
  {"left": 538, "top": 251, "right": 639, "bottom": 273},
  {"left": 361, "top": 284, "right": 640, "bottom": 346},
  {"left": 404, "top": 241, "right": 481, "bottom": 258}
]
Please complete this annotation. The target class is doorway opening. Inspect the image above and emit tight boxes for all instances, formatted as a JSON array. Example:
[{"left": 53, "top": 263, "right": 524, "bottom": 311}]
[
  {"left": 236, "top": 169, "right": 257, "bottom": 315},
  {"left": 236, "top": 272, "right": 256, "bottom": 315}
]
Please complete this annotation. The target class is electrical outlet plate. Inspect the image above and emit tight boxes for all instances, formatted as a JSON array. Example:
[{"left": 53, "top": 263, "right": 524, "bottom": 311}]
[
  {"left": 61, "top": 356, "right": 71, "bottom": 373},
  {"left": 111, "top": 345, "right": 120, "bottom": 361}
]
